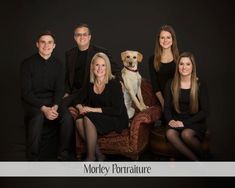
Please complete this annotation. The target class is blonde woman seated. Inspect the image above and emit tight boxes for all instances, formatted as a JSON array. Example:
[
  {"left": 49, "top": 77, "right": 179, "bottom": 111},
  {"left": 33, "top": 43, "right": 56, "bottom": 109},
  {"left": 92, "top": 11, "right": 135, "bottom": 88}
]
[
  {"left": 164, "top": 52, "right": 208, "bottom": 161},
  {"left": 74, "top": 52, "right": 129, "bottom": 161}
]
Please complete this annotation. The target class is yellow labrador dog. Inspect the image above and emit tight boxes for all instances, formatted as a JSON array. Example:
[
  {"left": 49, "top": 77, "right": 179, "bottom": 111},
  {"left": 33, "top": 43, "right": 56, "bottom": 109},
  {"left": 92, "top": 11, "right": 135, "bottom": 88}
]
[{"left": 121, "top": 50, "right": 148, "bottom": 119}]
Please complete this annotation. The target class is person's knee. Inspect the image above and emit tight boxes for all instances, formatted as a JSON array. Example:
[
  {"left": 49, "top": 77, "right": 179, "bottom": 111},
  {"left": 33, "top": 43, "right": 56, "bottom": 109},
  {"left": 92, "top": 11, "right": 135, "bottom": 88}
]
[
  {"left": 166, "top": 129, "right": 177, "bottom": 140},
  {"left": 76, "top": 118, "right": 83, "bottom": 126},
  {"left": 83, "top": 116, "right": 91, "bottom": 123},
  {"left": 181, "top": 129, "right": 194, "bottom": 141}
]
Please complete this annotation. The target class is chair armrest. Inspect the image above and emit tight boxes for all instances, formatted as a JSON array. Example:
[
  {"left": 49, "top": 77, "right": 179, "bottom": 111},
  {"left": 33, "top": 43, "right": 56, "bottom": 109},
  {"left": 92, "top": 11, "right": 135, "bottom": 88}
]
[
  {"left": 128, "top": 105, "right": 161, "bottom": 151},
  {"left": 130, "top": 105, "right": 162, "bottom": 134}
]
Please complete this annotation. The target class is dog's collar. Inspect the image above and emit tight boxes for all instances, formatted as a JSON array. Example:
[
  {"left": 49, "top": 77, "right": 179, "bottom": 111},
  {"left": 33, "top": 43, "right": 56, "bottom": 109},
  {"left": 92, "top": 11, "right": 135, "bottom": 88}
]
[{"left": 124, "top": 66, "right": 138, "bottom": 72}]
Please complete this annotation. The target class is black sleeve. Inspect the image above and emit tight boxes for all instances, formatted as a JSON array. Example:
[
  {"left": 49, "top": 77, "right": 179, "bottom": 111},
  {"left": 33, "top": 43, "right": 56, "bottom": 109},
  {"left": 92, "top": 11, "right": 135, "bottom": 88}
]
[
  {"left": 53, "top": 61, "right": 65, "bottom": 107},
  {"left": 148, "top": 56, "right": 160, "bottom": 93},
  {"left": 64, "top": 52, "right": 71, "bottom": 94},
  {"left": 164, "top": 80, "right": 174, "bottom": 124},
  {"left": 101, "top": 79, "right": 125, "bottom": 116},
  {"left": 182, "top": 81, "right": 209, "bottom": 126},
  {"left": 20, "top": 60, "right": 44, "bottom": 108},
  {"left": 71, "top": 84, "right": 90, "bottom": 106},
  {"left": 104, "top": 49, "right": 122, "bottom": 79}
]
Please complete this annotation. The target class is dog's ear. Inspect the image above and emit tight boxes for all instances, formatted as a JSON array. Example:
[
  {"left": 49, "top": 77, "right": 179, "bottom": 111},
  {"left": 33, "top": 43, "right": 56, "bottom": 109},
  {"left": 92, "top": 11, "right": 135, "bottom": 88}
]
[
  {"left": 137, "top": 52, "right": 143, "bottom": 62},
  {"left": 121, "top": 51, "right": 126, "bottom": 61}
]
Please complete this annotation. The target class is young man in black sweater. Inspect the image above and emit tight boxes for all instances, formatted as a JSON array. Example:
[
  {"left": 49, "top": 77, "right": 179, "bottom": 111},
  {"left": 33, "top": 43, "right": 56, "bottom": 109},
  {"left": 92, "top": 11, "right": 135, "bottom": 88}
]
[{"left": 20, "top": 31, "right": 74, "bottom": 161}]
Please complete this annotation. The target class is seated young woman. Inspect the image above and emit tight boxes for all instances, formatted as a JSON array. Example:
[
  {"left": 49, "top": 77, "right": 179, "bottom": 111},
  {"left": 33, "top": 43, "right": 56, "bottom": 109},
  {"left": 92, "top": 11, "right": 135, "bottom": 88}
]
[{"left": 164, "top": 52, "right": 208, "bottom": 161}]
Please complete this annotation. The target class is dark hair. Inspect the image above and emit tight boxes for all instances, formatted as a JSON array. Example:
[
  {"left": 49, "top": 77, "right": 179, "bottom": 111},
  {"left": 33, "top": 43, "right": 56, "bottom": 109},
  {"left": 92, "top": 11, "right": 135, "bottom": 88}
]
[
  {"left": 74, "top": 23, "right": 91, "bottom": 35},
  {"left": 36, "top": 30, "right": 56, "bottom": 42}
]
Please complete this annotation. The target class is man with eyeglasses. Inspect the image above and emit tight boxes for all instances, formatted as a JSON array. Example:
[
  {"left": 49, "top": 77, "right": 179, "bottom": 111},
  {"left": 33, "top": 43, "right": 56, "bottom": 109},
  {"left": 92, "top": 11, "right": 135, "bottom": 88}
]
[{"left": 63, "top": 23, "right": 121, "bottom": 107}]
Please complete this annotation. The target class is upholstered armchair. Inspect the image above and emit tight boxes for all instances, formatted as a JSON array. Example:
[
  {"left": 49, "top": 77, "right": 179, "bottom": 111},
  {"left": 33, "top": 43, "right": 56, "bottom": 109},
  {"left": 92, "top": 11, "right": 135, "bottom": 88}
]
[{"left": 70, "top": 79, "right": 161, "bottom": 160}]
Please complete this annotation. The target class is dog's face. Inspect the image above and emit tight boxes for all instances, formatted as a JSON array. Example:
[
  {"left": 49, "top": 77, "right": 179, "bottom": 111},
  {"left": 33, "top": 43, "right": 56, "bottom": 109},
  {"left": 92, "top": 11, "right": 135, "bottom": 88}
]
[{"left": 121, "top": 50, "right": 143, "bottom": 70}]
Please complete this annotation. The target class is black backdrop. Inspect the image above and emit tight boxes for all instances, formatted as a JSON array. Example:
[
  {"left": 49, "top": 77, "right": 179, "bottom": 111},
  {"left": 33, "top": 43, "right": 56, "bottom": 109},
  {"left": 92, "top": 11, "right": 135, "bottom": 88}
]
[{"left": 0, "top": 0, "right": 234, "bottom": 160}]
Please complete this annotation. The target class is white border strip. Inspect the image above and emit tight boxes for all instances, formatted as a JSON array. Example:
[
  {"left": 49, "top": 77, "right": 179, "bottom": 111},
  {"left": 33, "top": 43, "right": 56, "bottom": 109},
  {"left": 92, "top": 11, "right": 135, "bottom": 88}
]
[{"left": 0, "top": 162, "right": 235, "bottom": 177}]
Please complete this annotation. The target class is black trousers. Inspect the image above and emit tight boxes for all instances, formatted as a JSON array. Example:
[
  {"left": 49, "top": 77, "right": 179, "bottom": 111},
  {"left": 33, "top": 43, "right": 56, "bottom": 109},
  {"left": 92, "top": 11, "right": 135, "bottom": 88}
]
[{"left": 23, "top": 103, "right": 74, "bottom": 160}]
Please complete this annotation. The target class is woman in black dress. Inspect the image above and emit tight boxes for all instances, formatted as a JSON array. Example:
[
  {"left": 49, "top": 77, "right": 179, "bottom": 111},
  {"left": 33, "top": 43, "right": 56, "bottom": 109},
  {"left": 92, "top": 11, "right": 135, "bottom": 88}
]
[
  {"left": 74, "top": 52, "right": 129, "bottom": 161},
  {"left": 149, "top": 25, "right": 179, "bottom": 110},
  {"left": 164, "top": 52, "right": 208, "bottom": 161}
]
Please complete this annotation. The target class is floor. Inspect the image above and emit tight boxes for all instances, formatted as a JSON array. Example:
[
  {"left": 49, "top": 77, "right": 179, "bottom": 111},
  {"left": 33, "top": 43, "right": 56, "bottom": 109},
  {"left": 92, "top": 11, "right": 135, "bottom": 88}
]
[
  {"left": 3, "top": 140, "right": 213, "bottom": 161},
  {"left": 2, "top": 123, "right": 213, "bottom": 161}
]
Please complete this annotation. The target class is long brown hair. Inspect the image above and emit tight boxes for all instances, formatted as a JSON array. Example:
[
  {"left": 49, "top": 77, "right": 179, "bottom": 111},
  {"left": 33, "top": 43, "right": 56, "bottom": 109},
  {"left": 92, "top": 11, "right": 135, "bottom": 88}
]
[
  {"left": 171, "top": 52, "right": 199, "bottom": 114},
  {"left": 153, "top": 25, "right": 179, "bottom": 71}
]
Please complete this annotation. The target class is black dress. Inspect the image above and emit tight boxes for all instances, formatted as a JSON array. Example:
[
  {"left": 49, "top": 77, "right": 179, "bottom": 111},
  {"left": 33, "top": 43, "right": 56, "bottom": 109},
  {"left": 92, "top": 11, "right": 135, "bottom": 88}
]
[
  {"left": 164, "top": 79, "right": 208, "bottom": 139},
  {"left": 149, "top": 55, "right": 176, "bottom": 96},
  {"left": 79, "top": 78, "right": 129, "bottom": 134}
]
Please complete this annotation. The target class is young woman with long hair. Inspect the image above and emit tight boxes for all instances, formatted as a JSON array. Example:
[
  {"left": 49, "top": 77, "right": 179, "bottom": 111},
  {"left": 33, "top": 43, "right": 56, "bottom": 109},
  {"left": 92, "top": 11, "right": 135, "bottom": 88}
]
[{"left": 164, "top": 52, "right": 208, "bottom": 160}]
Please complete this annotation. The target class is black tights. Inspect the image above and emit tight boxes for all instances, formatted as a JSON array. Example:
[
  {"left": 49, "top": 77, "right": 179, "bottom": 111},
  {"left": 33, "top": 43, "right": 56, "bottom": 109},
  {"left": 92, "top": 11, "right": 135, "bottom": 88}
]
[
  {"left": 76, "top": 117, "right": 105, "bottom": 161},
  {"left": 166, "top": 128, "right": 202, "bottom": 161}
]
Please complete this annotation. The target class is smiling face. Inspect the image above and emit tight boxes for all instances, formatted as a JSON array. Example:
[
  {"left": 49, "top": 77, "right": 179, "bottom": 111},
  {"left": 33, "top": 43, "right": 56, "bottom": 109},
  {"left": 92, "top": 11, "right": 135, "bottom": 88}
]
[
  {"left": 159, "top": 30, "right": 173, "bottom": 49},
  {"left": 36, "top": 35, "right": 55, "bottom": 59},
  {"left": 93, "top": 57, "right": 107, "bottom": 79},
  {"left": 74, "top": 27, "right": 91, "bottom": 50},
  {"left": 178, "top": 57, "right": 193, "bottom": 77}
]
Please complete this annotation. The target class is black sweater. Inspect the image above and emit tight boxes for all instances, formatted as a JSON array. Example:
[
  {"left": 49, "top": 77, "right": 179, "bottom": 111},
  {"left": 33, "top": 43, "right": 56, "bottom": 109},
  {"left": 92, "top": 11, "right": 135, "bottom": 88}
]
[{"left": 20, "top": 53, "right": 65, "bottom": 108}]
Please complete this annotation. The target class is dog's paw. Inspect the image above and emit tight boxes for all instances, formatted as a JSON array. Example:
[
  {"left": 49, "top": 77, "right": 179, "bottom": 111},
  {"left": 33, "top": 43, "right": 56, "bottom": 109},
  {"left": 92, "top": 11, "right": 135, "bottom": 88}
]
[
  {"left": 140, "top": 104, "right": 148, "bottom": 110},
  {"left": 139, "top": 105, "right": 147, "bottom": 111}
]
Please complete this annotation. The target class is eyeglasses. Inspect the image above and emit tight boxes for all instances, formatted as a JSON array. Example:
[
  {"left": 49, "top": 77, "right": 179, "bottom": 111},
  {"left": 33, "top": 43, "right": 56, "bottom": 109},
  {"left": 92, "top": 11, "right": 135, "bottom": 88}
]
[{"left": 74, "top": 33, "right": 89, "bottom": 37}]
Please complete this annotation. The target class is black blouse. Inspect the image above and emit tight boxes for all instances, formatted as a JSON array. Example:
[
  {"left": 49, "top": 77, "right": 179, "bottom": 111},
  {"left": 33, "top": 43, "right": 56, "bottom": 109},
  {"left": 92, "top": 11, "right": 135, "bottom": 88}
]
[
  {"left": 164, "top": 79, "right": 209, "bottom": 127},
  {"left": 79, "top": 78, "right": 129, "bottom": 131},
  {"left": 149, "top": 55, "right": 176, "bottom": 96}
]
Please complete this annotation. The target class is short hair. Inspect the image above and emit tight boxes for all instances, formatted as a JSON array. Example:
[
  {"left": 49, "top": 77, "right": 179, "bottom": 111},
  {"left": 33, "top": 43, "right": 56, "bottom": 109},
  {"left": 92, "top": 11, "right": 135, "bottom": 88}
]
[
  {"left": 90, "top": 52, "right": 114, "bottom": 84},
  {"left": 36, "top": 30, "right": 56, "bottom": 43},
  {"left": 74, "top": 23, "right": 91, "bottom": 35}
]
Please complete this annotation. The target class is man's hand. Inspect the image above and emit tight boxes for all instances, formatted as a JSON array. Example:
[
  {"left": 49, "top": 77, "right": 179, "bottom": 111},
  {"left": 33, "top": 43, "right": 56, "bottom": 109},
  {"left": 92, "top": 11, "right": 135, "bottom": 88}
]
[
  {"left": 52, "top": 104, "right": 58, "bottom": 111},
  {"left": 63, "top": 93, "right": 69, "bottom": 98},
  {"left": 40, "top": 105, "right": 59, "bottom": 120}
]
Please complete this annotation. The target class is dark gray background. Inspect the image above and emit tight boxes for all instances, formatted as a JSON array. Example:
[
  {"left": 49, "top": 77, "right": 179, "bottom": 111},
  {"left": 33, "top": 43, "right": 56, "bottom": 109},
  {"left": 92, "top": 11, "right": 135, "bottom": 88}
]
[{"left": 0, "top": 0, "right": 234, "bottom": 160}]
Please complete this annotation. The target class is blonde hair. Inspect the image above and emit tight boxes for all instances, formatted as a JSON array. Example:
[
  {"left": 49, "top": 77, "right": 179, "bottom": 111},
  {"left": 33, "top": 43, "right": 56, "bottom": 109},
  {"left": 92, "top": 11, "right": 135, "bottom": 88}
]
[
  {"left": 90, "top": 52, "right": 114, "bottom": 84},
  {"left": 171, "top": 52, "right": 199, "bottom": 114},
  {"left": 153, "top": 25, "right": 179, "bottom": 71}
]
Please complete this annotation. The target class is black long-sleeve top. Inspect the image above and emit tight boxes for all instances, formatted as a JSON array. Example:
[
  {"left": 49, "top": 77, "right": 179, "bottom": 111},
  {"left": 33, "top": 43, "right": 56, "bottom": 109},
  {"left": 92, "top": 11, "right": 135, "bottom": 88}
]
[
  {"left": 149, "top": 55, "right": 176, "bottom": 96},
  {"left": 74, "top": 78, "right": 129, "bottom": 132},
  {"left": 20, "top": 53, "right": 65, "bottom": 108},
  {"left": 164, "top": 79, "right": 208, "bottom": 127}
]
